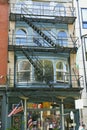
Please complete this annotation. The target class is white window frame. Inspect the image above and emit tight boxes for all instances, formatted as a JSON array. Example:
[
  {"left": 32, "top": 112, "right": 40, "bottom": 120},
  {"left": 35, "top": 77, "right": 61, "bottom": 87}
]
[
  {"left": 15, "top": 29, "right": 27, "bottom": 45},
  {"left": 56, "top": 61, "right": 69, "bottom": 82},
  {"left": 81, "top": 8, "right": 87, "bottom": 29},
  {"left": 16, "top": 60, "right": 31, "bottom": 83}
]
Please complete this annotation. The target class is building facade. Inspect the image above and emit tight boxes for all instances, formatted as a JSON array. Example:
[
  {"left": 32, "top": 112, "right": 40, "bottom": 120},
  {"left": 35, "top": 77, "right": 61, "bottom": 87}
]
[
  {"left": 0, "top": 0, "right": 9, "bottom": 130},
  {"left": 74, "top": 0, "right": 87, "bottom": 128},
  {"left": 0, "top": 0, "right": 84, "bottom": 130}
]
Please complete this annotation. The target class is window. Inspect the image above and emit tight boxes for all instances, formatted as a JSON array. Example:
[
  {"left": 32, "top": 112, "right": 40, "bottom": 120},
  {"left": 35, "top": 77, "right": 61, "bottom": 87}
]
[
  {"left": 84, "top": 37, "right": 87, "bottom": 60},
  {"left": 57, "top": 31, "right": 67, "bottom": 46},
  {"left": 33, "top": 30, "right": 51, "bottom": 47},
  {"left": 16, "top": 29, "right": 27, "bottom": 45},
  {"left": 35, "top": 60, "right": 53, "bottom": 83},
  {"left": 81, "top": 8, "right": 87, "bottom": 28},
  {"left": 16, "top": 60, "right": 31, "bottom": 83},
  {"left": 54, "top": 4, "right": 66, "bottom": 16},
  {"left": 56, "top": 61, "right": 69, "bottom": 82},
  {"left": 33, "top": 1, "right": 49, "bottom": 15}
]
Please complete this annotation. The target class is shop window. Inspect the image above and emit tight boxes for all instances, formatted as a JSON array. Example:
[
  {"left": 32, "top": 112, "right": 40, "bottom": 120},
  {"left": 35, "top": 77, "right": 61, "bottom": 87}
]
[
  {"left": 16, "top": 29, "right": 27, "bottom": 45},
  {"left": 81, "top": 8, "right": 87, "bottom": 29},
  {"left": 57, "top": 31, "right": 67, "bottom": 46},
  {"left": 56, "top": 61, "right": 69, "bottom": 82},
  {"left": 16, "top": 60, "right": 31, "bottom": 83}
]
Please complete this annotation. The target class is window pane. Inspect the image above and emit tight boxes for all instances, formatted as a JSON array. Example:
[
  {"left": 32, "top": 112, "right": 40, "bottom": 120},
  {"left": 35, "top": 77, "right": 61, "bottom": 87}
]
[
  {"left": 17, "top": 60, "right": 31, "bottom": 83},
  {"left": 54, "top": 4, "right": 66, "bottom": 16},
  {"left": 82, "top": 9, "right": 87, "bottom": 28},
  {"left": 56, "top": 72, "right": 63, "bottom": 80},
  {"left": 57, "top": 31, "right": 67, "bottom": 46},
  {"left": 18, "top": 61, "right": 30, "bottom": 71},
  {"left": 16, "top": 29, "right": 27, "bottom": 45},
  {"left": 82, "top": 9, "right": 87, "bottom": 21},
  {"left": 56, "top": 61, "right": 69, "bottom": 82},
  {"left": 44, "top": 60, "right": 53, "bottom": 83},
  {"left": 56, "top": 62, "right": 63, "bottom": 69},
  {"left": 17, "top": 72, "right": 30, "bottom": 82},
  {"left": 34, "top": 60, "right": 53, "bottom": 82}
]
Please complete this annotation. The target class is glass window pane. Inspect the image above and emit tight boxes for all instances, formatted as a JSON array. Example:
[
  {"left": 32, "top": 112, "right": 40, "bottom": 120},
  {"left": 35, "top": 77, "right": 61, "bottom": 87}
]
[
  {"left": 56, "top": 72, "right": 63, "bottom": 80},
  {"left": 16, "top": 29, "right": 27, "bottom": 45},
  {"left": 17, "top": 72, "right": 30, "bottom": 82},
  {"left": 17, "top": 60, "right": 31, "bottom": 83},
  {"left": 56, "top": 62, "right": 63, "bottom": 69},
  {"left": 58, "top": 31, "right": 67, "bottom": 46},
  {"left": 82, "top": 9, "right": 87, "bottom": 21},
  {"left": 18, "top": 61, "right": 30, "bottom": 71}
]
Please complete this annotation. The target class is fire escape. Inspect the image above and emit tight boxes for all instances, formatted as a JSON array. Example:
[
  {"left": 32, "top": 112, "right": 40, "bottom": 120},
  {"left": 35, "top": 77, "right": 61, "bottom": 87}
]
[{"left": 8, "top": 2, "right": 83, "bottom": 91}]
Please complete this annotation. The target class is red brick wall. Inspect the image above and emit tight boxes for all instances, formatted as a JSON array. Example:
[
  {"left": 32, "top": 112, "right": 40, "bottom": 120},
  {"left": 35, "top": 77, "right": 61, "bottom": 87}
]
[{"left": 0, "top": 1, "right": 9, "bottom": 84}]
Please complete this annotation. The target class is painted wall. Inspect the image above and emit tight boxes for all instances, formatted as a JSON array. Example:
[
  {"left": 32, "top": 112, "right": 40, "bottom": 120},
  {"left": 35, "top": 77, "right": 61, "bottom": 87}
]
[{"left": 0, "top": 1, "right": 8, "bottom": 84}]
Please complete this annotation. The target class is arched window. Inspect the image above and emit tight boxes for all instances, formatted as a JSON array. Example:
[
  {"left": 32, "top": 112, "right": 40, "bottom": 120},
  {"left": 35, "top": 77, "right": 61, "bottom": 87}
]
[
  {"left": 56, "top": 61, "right": 69, "bottom": 82},
  {"left": 54, "top": 4, "right": 66, "bottom": 16},
  {"left": 16, "top": 29, "right": 27, "bottom": 45},
  {"left": 16, "top": 60, "right": 31, "bottom": 83},
  {"left": 57, "top": 31, "right": 67, "bottom": 46}
]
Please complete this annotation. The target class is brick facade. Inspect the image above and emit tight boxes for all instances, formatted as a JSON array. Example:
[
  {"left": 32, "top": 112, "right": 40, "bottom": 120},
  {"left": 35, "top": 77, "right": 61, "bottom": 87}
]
[{"left": 0, "top": 2, "right": 8, "bottom": 84}]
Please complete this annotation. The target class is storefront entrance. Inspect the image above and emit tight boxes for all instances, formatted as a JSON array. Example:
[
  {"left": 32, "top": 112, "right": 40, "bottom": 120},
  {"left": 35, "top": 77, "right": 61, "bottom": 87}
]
[
  {"left": 27, "top": 102, "right": 61, "bottom": 130},
  {"left": 26, "top": 102, "right": 76, "bottom": 130}
]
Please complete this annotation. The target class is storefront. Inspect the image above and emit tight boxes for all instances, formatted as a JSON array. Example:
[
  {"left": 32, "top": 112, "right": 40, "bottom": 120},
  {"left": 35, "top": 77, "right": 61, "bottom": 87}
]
[{"left": 7, "top": 88, "right": 81, "bottom": 130}]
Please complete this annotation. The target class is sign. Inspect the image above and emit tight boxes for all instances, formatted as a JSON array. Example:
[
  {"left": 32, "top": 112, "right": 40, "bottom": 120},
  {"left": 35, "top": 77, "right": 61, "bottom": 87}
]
[{"left": 75, "top": 99, "right": 83, "bottom": 109}]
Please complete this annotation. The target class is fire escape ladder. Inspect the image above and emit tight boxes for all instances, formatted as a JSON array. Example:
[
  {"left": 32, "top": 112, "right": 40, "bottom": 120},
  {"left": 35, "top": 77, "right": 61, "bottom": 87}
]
[
  {"left": 20, "top": 48, "right": 52, "bottom": 85},
  {"left": 23, "top": 16, "right": 56, "bottom": 47},
  {"left": 21, "top": 4, "right": 57, "bottom": 48},
  {"left": 21, "top": 48, "right": 43, "bottom": 75}
]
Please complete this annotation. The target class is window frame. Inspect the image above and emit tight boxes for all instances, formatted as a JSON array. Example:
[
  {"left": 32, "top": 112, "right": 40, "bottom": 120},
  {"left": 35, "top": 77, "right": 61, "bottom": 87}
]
[
  {"left": 16, "top": 59, "right": 31, "bottom": 83},
  {"left": 15, "top": 29, "right": 27, "bottom": 45},
  {"left": 56, "top": 61, "right": 69, "bottom": 82},
  {"left": 81, "top": 8, "right": 87, "bottom": 29},
  {"left": 57, "top": 31, "right": 68, "bottom": 46}
]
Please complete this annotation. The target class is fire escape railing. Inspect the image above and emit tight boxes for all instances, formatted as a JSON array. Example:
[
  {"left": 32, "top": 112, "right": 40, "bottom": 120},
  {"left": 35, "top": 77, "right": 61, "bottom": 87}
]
[
  {"left": 7, "top": 71, "right": 83, "bottom": 88},
  {"left": 10, "top": 3, "right": 76, "bottom": 18},
  {"left": 8, "top": 3, "right": 80, "bottom": 88},
  {"left": 9, "top": 34, "right": 78, "bottom": 48}
]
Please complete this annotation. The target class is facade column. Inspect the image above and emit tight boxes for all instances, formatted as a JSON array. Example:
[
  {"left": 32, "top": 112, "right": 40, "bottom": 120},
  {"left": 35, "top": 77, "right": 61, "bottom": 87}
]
[
  {"left": 20, "top": 96, "right": 28, "bottom": 130},
  {"left": 61, "top": 98, "right": 65, "bottom": 130}
]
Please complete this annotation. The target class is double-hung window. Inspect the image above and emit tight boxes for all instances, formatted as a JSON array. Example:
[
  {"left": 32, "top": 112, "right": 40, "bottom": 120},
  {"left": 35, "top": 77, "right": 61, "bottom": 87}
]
[
  {"left": 56, "top": 61, "right": 69, "bottom": 82},
  {"left": 16, "top": 29, "right": 27, "bottom": 45},
  {"left": 81, "top": 8, "right": 87, "bottom": 29},
  {"left": 16, "top": 60, "right": 31, "bottom": 83},
  {"left": 57, "top": 31, "right": 67, "bottom": 46}
]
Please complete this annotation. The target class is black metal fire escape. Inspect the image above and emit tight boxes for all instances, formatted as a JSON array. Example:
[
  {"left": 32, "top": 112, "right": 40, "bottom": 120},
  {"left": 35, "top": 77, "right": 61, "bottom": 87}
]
[{"left": 9, "top": 3, "right": 80, "bottom": 86}]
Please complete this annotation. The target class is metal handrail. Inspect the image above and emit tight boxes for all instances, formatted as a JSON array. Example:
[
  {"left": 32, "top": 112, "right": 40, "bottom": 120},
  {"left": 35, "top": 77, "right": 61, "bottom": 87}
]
[
  {"left": 8, "top": 34, "right": 78, "bottom": 48},
  {"left": 7, "top": 72, "right": 83, "bottom": 88},
  {"left": 10, "top": 3, "right": 76, "bottom": 17}
]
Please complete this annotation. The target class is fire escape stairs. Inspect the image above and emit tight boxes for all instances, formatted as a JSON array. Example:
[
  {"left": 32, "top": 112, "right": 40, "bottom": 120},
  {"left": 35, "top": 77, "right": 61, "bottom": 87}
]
[
  {"left": 21, "top": 48, "right": 42, "bottom": 75},
  {"left": 21, "top": 4, "right": 58, "bottom": 48},
  {"left": 23, "top": 16, "right": 57, "bottom": 48},
  {"left": 21, "top": 48, "right": 52, "bottom": 86},
  {"left": 21, "top": 47, "right": 52, "bottom": 85}
]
